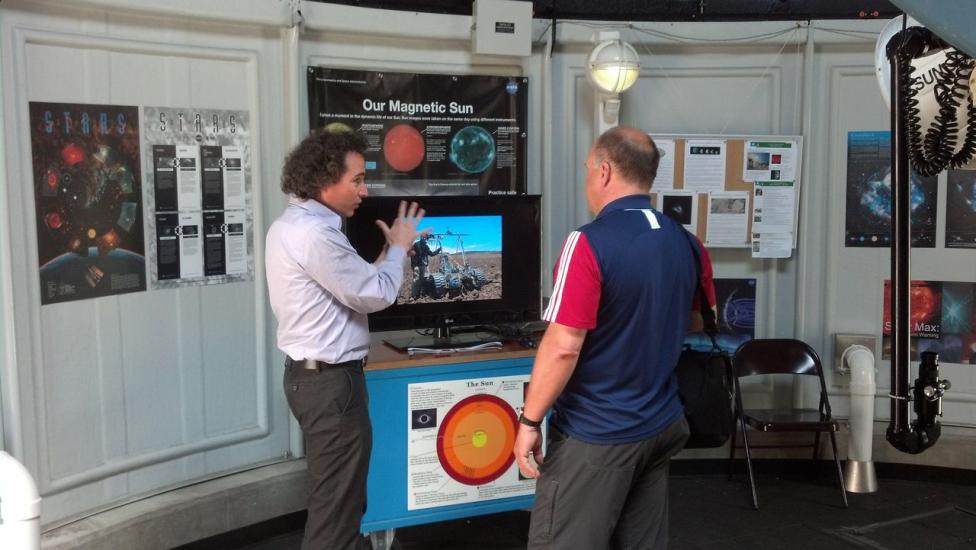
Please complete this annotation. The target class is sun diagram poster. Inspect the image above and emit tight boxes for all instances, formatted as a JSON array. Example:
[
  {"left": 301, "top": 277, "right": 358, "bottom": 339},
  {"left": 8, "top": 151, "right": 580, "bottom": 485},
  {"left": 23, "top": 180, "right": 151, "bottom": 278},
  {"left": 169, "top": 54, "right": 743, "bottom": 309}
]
[
  {"left": 845, "top": 131, "right": 937, "bottom": 248},
  {"left": 141, "top": 107, "right": 253, "bottom": 289},
  {"left": 307, "top": 67, "right": 527, "bottom": 196},
  {"left": 29, "top": 102, "right": 146, "bottom": 305},
  {"left": 407, "top": 375, "right": 537, "bottom": 510}
]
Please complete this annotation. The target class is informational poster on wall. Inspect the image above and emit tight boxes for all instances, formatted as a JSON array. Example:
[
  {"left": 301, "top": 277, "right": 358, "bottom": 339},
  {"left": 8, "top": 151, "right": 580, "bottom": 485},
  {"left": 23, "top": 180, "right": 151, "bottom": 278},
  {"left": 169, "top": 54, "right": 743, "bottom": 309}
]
[
  {"left": 406, "top": 375, "right": 536, "bottom": 511},
  {"left": 881, "top": 280, "right": 976, "bottom": 364},
  {"left": 751, "top": 181, "right": 796, "bottom": 258},
  {"left": 946, "top": 169, "right": 976, "bottom": 248},
  {"left": 141, "top": 107, "right": 253, "bottom": 289},
  {"left": 28, "top": 102, "right": 147, "bottom": 305},
  {"left": 653, "top": 138, "right": 676, "bottom": 190},
  {"left": 845, "top": 131, "right": 937, "bottom": 248},
  {"left": 659, "top": 191, "right": 698, "bottom": 233},
  {"left": 683, "top": 140, "right": 726, "bottom": 192},
  {"left": 742, "top": 140, "right": 798, "bottom": 183},
  {"left": 705, "top": 192, "right": 749, "bottom": 245},
  {"left": 307, "top": 67, "right": 528, "bottom": 196}
]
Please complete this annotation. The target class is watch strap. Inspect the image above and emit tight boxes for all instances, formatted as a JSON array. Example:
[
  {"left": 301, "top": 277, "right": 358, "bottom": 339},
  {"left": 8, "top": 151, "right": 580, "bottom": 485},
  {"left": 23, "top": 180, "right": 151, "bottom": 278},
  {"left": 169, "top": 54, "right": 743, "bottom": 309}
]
[{"left": 518, "top": 411, "right": 542, "bottom": 428}]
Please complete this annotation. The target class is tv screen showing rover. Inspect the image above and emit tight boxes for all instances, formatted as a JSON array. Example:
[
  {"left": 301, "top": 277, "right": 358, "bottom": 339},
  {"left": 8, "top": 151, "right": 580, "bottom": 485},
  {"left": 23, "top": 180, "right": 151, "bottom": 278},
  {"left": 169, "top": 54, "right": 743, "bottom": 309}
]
[{"left": 404, "top": 215, "right": 502, "bottom": 304}]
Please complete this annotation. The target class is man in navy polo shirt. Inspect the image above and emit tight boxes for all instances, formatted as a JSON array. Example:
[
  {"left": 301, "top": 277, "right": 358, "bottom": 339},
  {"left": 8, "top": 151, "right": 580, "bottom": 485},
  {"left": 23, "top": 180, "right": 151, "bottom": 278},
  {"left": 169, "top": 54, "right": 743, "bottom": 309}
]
[{"left": 514, "top": 126, "right": 697, "bottom": 549}]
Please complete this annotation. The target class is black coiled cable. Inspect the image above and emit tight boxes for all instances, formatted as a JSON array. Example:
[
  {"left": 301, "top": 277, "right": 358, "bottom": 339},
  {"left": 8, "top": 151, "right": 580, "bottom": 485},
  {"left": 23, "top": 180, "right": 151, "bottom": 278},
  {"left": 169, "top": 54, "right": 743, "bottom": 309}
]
[{"left": 900, "top": 45, "right": 976, "bottom": 176}]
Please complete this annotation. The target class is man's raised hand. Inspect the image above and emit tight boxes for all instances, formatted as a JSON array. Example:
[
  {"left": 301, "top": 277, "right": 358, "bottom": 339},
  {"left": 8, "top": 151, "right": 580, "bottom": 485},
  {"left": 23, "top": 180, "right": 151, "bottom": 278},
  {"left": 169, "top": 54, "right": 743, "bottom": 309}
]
[{"left": 375, "top": 200, "right": 431, "bottom": 252}]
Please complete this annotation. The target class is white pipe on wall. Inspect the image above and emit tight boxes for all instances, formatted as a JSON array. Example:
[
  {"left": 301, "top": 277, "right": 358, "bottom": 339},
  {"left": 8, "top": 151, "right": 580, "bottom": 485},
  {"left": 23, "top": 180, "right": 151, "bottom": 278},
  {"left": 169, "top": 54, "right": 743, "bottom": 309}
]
[
  {"left": 841, "top": 344, "right": 878, "bottom": 493},
  {"left": 0, "top": 451, "right": 41, "bottom": 550}
]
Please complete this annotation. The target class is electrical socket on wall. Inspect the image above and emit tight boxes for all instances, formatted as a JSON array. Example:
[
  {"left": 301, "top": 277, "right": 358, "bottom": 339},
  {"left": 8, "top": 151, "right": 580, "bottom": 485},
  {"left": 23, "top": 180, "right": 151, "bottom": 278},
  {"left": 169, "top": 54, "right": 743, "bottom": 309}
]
[{"left": 832, "top": 333, "right": 877, "bottom": 382}]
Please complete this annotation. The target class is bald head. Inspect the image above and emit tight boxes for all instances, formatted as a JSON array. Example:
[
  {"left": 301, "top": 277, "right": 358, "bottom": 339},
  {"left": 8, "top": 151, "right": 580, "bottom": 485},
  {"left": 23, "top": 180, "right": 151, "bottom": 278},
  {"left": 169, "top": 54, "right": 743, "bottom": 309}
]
[{"left": 592, "top": 126, "right": 660, "bottom": 190}]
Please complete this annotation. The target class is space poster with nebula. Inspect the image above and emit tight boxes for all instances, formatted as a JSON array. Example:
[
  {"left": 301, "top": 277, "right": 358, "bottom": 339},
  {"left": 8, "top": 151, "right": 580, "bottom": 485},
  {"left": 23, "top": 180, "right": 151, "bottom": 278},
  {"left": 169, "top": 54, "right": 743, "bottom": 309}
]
[
  {"left": 845, "top": 131, "right": 937, "bottom": 248},
  {"left": 29, "top": 102, "right": 146, "bottom": 305},
  {"left": 685, "top": 278, "right": 756, "bottom": 352},
  {"left": 946, "top": 169, "right": 976, "bottom": 248},
  {"left": 307, "top": 67, "right": 527, "bottom": 196},
  {"left": 882, "top": 280, "right": 976, "bottom": 364},
  {"left": 714, "top": 279, "right": 757, "bottom": 350}
]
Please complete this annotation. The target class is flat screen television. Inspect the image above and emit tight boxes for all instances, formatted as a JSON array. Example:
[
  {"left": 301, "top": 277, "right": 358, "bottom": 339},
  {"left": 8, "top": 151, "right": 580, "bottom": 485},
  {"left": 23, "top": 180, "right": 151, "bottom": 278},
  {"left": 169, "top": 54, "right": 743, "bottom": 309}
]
[{"left": 345, "top": 194, "right": 541, "bottom": 349}]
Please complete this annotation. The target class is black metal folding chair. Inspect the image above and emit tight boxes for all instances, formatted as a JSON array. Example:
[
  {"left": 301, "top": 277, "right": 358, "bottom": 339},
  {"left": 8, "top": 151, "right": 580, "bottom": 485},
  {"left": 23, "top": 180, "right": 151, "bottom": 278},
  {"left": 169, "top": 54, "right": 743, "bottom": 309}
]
[{"left": 728, "top": 338, "right": 848, "bottom": 510}]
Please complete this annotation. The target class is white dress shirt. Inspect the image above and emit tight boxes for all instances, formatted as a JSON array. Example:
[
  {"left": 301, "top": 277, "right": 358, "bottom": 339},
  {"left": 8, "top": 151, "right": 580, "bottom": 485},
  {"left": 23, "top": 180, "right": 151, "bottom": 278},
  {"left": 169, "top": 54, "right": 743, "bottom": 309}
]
[{"left": 265, "top": 196, "right": 406, "bottom": 363}]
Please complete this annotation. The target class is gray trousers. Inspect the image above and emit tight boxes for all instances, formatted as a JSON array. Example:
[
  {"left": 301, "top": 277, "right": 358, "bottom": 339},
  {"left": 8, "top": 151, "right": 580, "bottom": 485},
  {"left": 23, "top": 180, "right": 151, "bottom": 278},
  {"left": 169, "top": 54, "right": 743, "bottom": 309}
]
[
  {"left": 284, "top": 364, "right": 373, "bottom": 550},
  {"left": 528, "top": 415, "right": 690, "bottom": 550}
]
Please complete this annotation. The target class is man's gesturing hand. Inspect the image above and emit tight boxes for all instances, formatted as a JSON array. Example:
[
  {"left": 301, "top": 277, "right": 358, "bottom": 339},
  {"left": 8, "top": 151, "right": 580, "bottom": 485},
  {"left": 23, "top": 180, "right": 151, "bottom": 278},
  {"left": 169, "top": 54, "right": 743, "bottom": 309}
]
[{"left": 375, "top": 200, "right": 431, "bottom": 252}]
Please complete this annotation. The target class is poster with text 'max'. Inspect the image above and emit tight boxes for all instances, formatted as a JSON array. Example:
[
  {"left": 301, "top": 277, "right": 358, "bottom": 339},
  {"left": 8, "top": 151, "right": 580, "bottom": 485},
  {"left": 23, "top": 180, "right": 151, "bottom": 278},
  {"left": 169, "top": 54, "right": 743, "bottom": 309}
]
[
  {"left": 881, "top": 280, "right": 976, "bottom": 364},
  {"left": 407, "top": 375, "right": 537, "bottom": 510},
  {"left": 142, "top": 107, "right": 253, "bottom": 289},
  {"left": 308, "top": 67, "right": 528, "bottom": 196}
]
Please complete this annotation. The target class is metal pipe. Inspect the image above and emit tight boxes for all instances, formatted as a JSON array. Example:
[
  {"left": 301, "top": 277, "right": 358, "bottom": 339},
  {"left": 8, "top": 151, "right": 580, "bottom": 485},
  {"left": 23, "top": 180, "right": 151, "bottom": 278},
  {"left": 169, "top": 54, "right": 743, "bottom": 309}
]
[
  {"left": 887, "top": 31, "right": 912, "bottom": 445},
  {"left": 884, "top": 27, "right": 946, "bottom": 454},
  {"left": 842, "top": 345, "right": 877, "bottom": 493}
]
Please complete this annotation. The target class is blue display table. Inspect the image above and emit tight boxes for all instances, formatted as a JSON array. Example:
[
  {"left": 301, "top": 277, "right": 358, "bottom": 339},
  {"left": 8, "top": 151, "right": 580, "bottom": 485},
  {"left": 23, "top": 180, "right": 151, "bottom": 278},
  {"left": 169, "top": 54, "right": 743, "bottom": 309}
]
[{"left": 361, "top": 341, "right": 536, "bottom": 537}]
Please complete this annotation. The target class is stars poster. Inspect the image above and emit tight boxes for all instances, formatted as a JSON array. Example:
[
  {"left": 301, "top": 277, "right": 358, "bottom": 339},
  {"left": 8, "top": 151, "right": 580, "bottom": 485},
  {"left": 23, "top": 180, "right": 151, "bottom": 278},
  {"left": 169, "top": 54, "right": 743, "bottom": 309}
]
[
  {"left": 307, "top": 67, "right": 527, "bottom": 196},
  {"left": 845, "top": 131, "right": 937, "bottom": 248},
  {"left": 29, "top": 102, "right": 146, "bottom": 305},
  {"left": 141, "top": 106, "right": 253, "bottom": 289}
]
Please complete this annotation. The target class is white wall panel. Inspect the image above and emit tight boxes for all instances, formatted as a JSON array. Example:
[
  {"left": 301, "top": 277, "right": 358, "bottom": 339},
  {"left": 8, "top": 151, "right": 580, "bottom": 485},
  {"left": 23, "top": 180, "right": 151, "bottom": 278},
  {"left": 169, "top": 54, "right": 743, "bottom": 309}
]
[
  {"left": 201, "top": 283, "right": 261, "bottom": 436},
  {"left": 2, "top": 0, "right": 288, "bottom": 524},
  {"left": 41, "top": 301, "right": 104, "bottom": 479},
  {"left": 626, "top": 67, "right": 781, "bottom": 136}
]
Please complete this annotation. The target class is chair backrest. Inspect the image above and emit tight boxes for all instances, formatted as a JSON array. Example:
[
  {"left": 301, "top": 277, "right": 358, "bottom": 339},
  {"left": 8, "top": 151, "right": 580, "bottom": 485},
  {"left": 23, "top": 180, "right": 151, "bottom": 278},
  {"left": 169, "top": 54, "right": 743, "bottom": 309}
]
[{"left": 732, "top": 339, "right": 824, "bottom": 378}]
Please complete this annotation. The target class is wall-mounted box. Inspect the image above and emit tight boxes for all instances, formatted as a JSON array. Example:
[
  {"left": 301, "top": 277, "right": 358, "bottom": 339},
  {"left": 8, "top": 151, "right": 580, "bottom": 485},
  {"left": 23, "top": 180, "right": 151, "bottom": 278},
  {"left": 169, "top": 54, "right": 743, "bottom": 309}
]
[{"left": 472, "top": 0, "right": 532, "bottom": 56}]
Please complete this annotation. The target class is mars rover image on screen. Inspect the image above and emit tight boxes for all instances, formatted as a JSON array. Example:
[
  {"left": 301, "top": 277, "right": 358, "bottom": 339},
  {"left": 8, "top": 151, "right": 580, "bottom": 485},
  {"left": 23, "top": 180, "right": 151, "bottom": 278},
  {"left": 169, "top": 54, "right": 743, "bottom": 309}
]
[{"left": 402, "top": 215, "right": 502, "bottom": 304}]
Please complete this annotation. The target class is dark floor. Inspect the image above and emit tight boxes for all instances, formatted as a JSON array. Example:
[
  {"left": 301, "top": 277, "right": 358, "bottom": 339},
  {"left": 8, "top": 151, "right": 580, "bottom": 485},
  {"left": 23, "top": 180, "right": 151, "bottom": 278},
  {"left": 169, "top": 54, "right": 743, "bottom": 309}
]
[{"left": 206, "top": 464, "right": 976, "bottom": 550}]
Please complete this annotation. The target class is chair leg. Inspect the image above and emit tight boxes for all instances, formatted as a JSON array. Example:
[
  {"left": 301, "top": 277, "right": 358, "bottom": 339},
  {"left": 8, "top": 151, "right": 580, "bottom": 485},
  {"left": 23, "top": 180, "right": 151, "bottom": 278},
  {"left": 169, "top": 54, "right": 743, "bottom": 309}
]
[
  {"left": 829, "top": 431, "right": 849, "bottom": 509},
  {"left": 739, "top": 416, "right": 759, "bottom": 510},
  {"left": 813, "top": 432, "right": 821, "bottom": 462},
  {"left": 727, "top": 411, "right": 739, "bottom": 480}
]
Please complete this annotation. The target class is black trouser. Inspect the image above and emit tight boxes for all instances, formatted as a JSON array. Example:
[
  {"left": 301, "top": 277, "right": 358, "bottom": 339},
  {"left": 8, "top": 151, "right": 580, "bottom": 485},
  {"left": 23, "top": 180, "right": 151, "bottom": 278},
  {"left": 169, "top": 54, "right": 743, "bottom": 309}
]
[
  {"left": 528, "top": 415, "right": 690, "bottom": 550},
  {"left": 284, "top": 363, "right": 372, "bottom": 550}
]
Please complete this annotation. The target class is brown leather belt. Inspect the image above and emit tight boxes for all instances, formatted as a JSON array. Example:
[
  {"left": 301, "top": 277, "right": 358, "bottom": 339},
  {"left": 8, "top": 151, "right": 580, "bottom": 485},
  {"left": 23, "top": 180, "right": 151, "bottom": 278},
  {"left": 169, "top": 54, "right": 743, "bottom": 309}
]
[{"left": 285, "top": 356, "right": 367, "bottom": 371}]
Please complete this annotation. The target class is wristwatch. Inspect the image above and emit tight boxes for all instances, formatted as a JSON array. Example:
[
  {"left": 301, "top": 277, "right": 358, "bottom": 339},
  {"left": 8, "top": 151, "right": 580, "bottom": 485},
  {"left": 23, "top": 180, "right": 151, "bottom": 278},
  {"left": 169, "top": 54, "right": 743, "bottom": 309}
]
[{"left": 518, "top": 411, "right": 542, "bottom": 429}]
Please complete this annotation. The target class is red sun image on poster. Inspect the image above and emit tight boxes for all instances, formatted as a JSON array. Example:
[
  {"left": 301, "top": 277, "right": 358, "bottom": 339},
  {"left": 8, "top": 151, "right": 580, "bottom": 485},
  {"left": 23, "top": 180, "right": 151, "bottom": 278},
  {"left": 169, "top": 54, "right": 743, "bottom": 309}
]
[
  {"left": 883, "top": 280, "right": 942, "bottom": 339},
  {"left": 383, "top": 124, "right": 425, "bottom": 172},
  {"left": 436, "top": 394, "right": 517, "bottom": 485}
]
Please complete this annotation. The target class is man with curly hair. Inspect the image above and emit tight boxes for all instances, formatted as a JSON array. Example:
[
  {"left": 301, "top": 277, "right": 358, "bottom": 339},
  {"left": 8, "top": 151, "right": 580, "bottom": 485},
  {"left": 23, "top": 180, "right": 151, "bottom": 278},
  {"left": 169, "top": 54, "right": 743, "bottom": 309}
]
[{"left": 266, "top": 128, "right": 427, "bottom": 550}]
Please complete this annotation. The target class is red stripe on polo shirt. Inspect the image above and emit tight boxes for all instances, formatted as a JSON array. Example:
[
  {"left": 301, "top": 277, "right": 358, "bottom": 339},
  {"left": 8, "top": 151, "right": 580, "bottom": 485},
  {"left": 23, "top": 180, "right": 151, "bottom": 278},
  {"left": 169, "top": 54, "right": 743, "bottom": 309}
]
[
  {"left": 691, "top": 236, "right": 717, "bottom": 309},
  {"left": 543, "top": 231, "right": 601, "bottom": 329}
]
